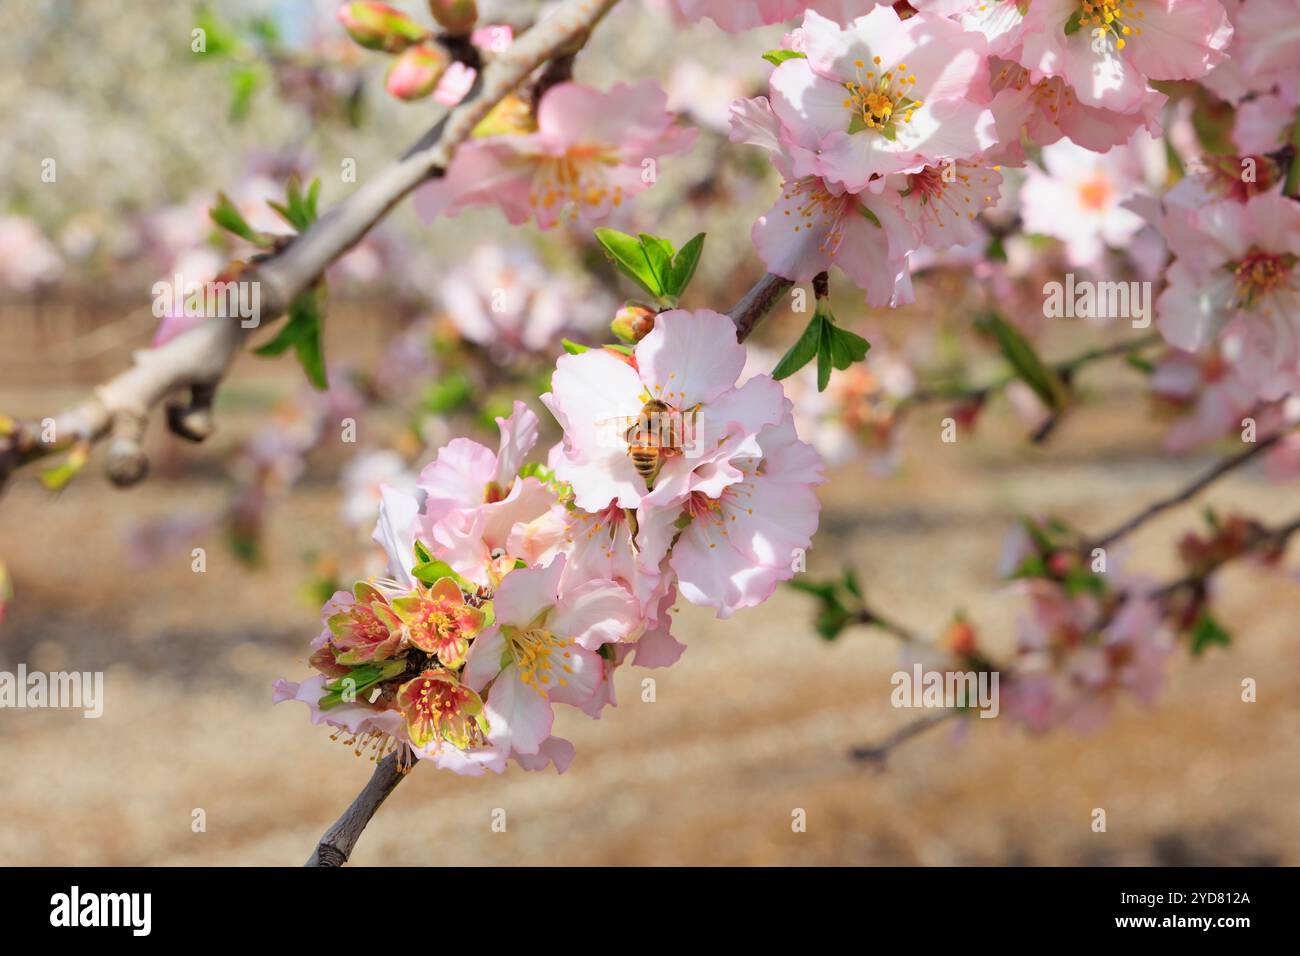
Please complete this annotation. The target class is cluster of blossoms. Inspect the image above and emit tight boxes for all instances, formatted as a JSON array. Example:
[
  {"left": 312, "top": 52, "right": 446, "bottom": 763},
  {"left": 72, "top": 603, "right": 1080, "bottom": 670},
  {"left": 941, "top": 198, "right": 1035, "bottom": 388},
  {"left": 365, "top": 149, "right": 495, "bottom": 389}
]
[
  {"left": 277, "top": 309, "right": 825, "bottom": 773},
  {"left": 722, "top": 1, "right": 1231, "bottom": 306}
]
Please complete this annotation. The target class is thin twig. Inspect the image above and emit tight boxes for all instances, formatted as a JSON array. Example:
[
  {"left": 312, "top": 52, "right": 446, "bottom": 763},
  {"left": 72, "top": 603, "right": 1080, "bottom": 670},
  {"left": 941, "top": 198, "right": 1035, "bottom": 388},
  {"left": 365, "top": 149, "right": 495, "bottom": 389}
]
[
  {"left": 849, "top": 710, "right": 959, "bottom": 766},
  {"left": 728, "top": 272, "right": 794, "bottom": 342},
  {"left": 306, "top": 753, "right": 412, "bottom": 867},
  {"left": 1087, "top": 431, "right": 1285, "bottom": 550},
  {"left": 903, "top": 331, "right": 1161, "bottom": 409}
]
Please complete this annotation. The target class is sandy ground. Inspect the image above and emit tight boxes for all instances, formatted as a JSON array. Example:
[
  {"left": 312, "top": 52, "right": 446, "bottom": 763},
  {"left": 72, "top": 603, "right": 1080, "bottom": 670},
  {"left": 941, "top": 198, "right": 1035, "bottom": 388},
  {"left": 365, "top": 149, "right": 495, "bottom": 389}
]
[{"left": 2, "top": 340, "right": 1299, "bottom": 867}]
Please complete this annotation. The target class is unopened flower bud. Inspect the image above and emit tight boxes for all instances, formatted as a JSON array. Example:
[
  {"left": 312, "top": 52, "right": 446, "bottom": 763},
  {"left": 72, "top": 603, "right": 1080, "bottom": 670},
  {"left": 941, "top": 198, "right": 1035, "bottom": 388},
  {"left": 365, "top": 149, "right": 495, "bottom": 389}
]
[
  {"left": 337, "top": 2, "right": 428, "bottom": 53},
  {"left": 427, "top": 0, "right": 477, "bottom": 34},
  {"left": 611, "top": 303, "right": 656, "bottom": 344},
  {"left": 385, "top": 43, "right": 449, "bottom": 100}
]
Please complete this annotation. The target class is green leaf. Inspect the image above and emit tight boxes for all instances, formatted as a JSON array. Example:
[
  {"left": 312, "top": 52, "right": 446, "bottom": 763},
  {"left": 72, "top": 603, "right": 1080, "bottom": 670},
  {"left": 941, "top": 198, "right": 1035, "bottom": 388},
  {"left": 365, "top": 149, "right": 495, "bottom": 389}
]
[
  {"left": 857, "top": 204, "right": 882, "bottom": 228},
  {"left": 319, "top": 659, "right": 408, "bottom": 709},
  {"left": 209, "top": 192, "right": 268, "bottom": 247},
  {"left": 826, "top": 323, "right": 871, "bottom": 371},
  {"left": 412, "top": 559, "right": 476, "bottom": 593},
  {"left": 594, "top": 228, "right": 664, "bottom": 298},
  {"left": 196, "top": 7, "right": 240, "bottom": 56},
  {"left": 254, "top": 290, "right": 327, "bottom": 389},
  {"left": 847, "top": 114, "right": 869, "bottom": 135},
  {"left": 413, "top": 540, "right": 434, "bottom": 564},
  {"left": 1125, "top": 353, "right": 1155, "bottom": 374},
  {"left": 666, "top": 233, "right": 705, "bottom": 298},
  {"left": 1063, "top": 10, "right": 1083, "bottom": 34},
  {"left": 421, "top": 369, "right": 473, "bottom": 413},
  {"left": 638, "top": 233, "right": 675, "bottom": 296},
  {"left": 561, "top": 339, "right": 591, "bottom": 355},
  {"left": 1189, "top": 610, "right": 1231, "bottom": 656},
  {"left": 39, "top": 445, "right": 89, "bottom": 492},
  {"left": 228, "top": 63, "right": 262, "bottom": 121},
  {"left": 976, "top": 312, "right": 1067, "bottom": 411},
  {"left": 762, "top": 49, "right": 806, "bottom": 66},
  {"left": 816, "top": 322, "right": 833, "bottom": 392},
  {"left": 842, "top": 566, "right": 863, "bottom": 600},
  {"left": 772, "top": 314, "right": 824, "bottom": 381}
]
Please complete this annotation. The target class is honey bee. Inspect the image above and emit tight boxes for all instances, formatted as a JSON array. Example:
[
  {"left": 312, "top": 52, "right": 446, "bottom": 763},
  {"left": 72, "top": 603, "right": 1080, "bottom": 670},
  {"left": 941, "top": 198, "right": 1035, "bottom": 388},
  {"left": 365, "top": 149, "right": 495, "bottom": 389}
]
[{"left": 599, "top": 398, "right": 700, "bottom": 491}]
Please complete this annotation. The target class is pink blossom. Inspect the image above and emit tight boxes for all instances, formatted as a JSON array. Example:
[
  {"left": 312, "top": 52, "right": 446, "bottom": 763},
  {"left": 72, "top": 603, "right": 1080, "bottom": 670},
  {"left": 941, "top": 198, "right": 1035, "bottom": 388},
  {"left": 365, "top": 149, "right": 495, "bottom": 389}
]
[
  {"left": 1020, "top": 134, "right": 1151, "bottom": 265},
  {"left": 649, "top": 414, "right": 826, "bottom": 618},
  {"left": 0, "top": 216, "right": 63, "bottom": 292},
  {"left": 987, "top": 58, "right": 1165, "bottom": 162},
  {"left": 542, "top": 309, "right": 788, "bottom": 511},
  {"left": 461, "top": 555, "right": 640, "bottom": 756},
  {"left": 439, "top": 244, "right": 610, "bottom": 358},
  {"left": 1156, "top": 192, "right": 1300, "bottom": 400},
  {"left": 671, "top": 0, "right": 883, "bottom": 32},
  {"left": 414, "top": 81, "right": 696, "bottom": 230},
  {"left": 415, "top": 402, "right": 555, "bottom": 586},
  {"left": 731, "top": 95, "right": 918, "bottom": 305},
  {"left": 768, "top": 9, "right": 996, "bottom": 192},
  {"left": 1018, "top": 0, "right": 1232, "bottom": 113}
]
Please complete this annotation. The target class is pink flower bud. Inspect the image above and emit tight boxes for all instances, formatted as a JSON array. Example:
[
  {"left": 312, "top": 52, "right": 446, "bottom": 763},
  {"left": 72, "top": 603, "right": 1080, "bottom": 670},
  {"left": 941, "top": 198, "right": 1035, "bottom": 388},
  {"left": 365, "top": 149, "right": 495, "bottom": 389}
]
[
  {"left": 336, "top": 2, "right": 428, "bottom": 54},
  {"left": 427, "top": 0, "right": 478, "bottom": 34},
  {"left": 385, "top": 43, "right": 449, "bottom": 101},
  {"left": 611, "top": 303, "right": 656, "bottom": 344}
]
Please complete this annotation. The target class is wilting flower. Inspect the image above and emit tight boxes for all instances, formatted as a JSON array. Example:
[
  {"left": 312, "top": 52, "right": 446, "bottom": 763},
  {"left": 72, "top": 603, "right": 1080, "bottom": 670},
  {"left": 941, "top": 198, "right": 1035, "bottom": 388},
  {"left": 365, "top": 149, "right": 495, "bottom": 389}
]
[
  {"left": 327, "top": 582, "right": 404, "bottom": 663},
  {"left": 396, "top": 668, "right": 489, "bottom": 750},
  {"left": 391, "top": 577, "right": 487, "bottom": 667},
  {"left": 414, "top": 81, "right": 696, "bottom": 230}
]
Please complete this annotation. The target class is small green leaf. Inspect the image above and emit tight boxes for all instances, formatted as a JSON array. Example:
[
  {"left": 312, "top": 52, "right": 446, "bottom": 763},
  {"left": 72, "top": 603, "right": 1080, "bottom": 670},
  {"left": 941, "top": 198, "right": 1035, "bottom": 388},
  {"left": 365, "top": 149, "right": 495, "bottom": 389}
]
[
  {"left": 762, "top": 49, "right": 806, "bottom": 66},
  {"left": 857, "top": 204, "right": 882, "bottom": 228},
  {"left": 254, "top": 290, "right": 327, "bottom": 389},
  {"left": 1063, "top": 10, "right": 1083, "bottom": 34},
  {"left": 39, "top": 444, "right": 89, "bottom": 492},
  {"left": 638, "top": 233, "right": 675, "bottom": 295},
  {"left": 561, "top": 339, "right": 591, "bottom": 355},
  {"left": 772, "top": 314, "right": 824, "bottom": 381},
  {"left": 847, "top": 114, "right": 869, "bottom": 135},
  {"left": 826, "top": 323, "right": 871, "bottom": 371},
  {"left": 421, "top": 369, "right": 473, "bottom": 413},
  {"left": 413, "top": 540, "right": 434, "bottom": 564},
  {"left": 209, "top": 192, "right": 269, "bottom": 247},
  {"left": 816, "top": 323, "right": 833, "bottom": 391},
  {"left": 228, "top": 63, "right": 262, "bottom": 121},
  {"left": 594, "top": 228, "right": 664, "bottom": 298},
  {"left": 666, "top": 233, "right": 705, "bottom": 298},
  {"left": 1189, "top": 609, "right": 1231, "bottom": 656},
  {"left": 975, "top": 312, "right": 1067, "bottom": 411}
]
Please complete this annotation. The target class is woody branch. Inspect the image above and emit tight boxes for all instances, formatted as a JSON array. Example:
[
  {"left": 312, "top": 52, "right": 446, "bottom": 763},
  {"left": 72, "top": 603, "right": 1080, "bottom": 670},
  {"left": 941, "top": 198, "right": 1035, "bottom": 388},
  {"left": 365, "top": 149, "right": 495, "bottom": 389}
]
[{"left": 0, "top": 0, "right": 622, "bottom": 492}]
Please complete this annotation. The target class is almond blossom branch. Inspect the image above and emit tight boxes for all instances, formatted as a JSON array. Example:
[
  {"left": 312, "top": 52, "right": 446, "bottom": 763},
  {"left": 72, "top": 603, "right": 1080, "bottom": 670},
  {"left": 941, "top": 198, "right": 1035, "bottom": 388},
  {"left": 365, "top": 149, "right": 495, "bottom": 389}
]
[
  {"left": 729, "top": 272, "right": 794, "bottom": 342},
  {"left": 305, "top": 751, "right": 410, "bottom": 867},
  {"left": 0, "top": 0, "right": 621, "bottom": 491},
  {"left": 849, "top": 710, "right": 959, "bottom": 766},
  {"left": 1087, "top": 430, "right": 1286, "bottom": 551},
  {"left": 902, "top": 330, "right": 1163, "bottom": 409}
]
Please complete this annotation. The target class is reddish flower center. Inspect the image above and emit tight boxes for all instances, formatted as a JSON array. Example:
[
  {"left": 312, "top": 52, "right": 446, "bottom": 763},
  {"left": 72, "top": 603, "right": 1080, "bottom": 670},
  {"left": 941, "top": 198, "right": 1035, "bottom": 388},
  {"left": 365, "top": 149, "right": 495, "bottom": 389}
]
[{"left": 1234, "top": 249, "right": 1293, "bottom": 307}]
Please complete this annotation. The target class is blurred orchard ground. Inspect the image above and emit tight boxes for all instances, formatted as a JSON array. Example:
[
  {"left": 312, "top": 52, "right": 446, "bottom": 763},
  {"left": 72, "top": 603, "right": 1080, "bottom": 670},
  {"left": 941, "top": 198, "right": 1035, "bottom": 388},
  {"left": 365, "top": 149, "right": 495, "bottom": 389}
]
[{"left": 2, "top": 0, "right": 1299, "bottom": 864}]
